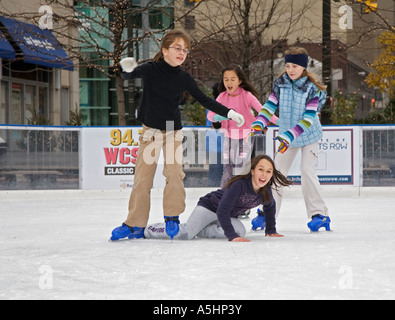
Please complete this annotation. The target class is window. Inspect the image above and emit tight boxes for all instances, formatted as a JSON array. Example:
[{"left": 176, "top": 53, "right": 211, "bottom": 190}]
[
  {"left": 185, "top": 0, "right": 201, "bottom": 7},
  {"left": 185, "top": 15, "right": 195, "bottom": 30},
  {"left": 131, "top": 8, "right": 174, "bottom": 30},
  {"left": 60, "top": 88, "right": 70, "bottom": 125},
  {"left": 0, "top": 81, "right": 8, "bottom": 124}
]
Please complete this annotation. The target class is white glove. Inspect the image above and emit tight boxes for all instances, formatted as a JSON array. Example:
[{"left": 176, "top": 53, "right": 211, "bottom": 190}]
[
  {"left": 120, "top": 57, "right": 138, "bottom": 73},
  {"left": 227, "top": 109, "right": 245, "bottom": 127}
]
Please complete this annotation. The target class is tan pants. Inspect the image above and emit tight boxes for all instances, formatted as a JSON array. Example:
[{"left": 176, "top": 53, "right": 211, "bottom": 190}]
[{"left": 124, "top": 125, "right": 186, "bottom": 227}]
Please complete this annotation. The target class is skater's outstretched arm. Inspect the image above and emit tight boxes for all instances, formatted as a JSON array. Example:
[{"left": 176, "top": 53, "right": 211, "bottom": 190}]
[{"left": 252, "top": 93, "right": 279, "bottom": 133}]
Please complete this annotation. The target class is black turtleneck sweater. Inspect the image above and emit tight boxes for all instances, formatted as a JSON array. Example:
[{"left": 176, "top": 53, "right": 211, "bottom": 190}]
[{"left": 121, "top": 60, "right": 230, "bottom": 131}]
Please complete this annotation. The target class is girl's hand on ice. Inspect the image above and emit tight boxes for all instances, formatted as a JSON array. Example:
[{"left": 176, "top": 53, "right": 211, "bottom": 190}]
[
  {"left": 266, "top": 233, "right": 284, "bottom": 238},
  {"left": 231, "top": 237, "right": 251, "bottom": 242}
]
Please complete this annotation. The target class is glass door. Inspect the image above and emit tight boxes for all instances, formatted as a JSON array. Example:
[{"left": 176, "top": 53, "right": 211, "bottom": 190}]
[
  {"left": 25, "top": 85, "right": 37, "bottom": 124},
  {"left": 38, "top": 86, "right": 48, "bottom": 120},
  {"left": 0, "top": 81, "right": 8, "bottom": 124},
  {"left": 11, "top": 82, "right": 23, "bottom": 124}
]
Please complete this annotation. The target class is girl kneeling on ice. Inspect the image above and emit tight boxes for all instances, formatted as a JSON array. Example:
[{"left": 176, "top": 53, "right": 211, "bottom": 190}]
[{"left": 145, "top": 155, "right": 293, "bottom": 242}]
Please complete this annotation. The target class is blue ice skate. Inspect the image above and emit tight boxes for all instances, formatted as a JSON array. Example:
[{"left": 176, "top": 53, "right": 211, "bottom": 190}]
[
  {"left": 251, "top": 209, "right": 266, "bottom": 231},
  {"left": 308, "top": 214, "right": 331, "bottom": 232},
  {"left": 110, "top": 224, "right": 145, "bottom": 241},
  {"left": 164, "top": 216, "right": 180, "bottom": 240}
]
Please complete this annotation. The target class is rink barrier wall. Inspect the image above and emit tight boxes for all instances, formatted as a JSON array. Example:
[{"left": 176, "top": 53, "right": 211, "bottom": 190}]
[{"left": 0, "top": 124, "right": 394, "bottom": 191}]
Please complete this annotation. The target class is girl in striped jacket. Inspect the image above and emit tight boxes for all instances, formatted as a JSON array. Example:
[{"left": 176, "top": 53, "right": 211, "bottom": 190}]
[{"left": 252, "top": 47, "right": 331, "bottom": 232}]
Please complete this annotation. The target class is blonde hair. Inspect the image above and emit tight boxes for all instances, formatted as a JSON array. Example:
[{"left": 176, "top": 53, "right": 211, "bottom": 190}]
[
  {"left": 153, "top": 29, "right": 191, "bottom": 62},
  {"left": 280, "top": 47, "right": 327, "bottom": 91}
]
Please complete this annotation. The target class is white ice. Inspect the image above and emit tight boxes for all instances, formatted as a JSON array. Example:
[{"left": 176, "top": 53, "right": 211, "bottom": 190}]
[{"left": 0, "top": 187, "right": 394, "bottom": 300}]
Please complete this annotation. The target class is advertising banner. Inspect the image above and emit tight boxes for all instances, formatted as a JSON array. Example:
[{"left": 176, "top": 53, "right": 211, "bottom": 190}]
[
  {"left": 80, "top": 126, "right": 361, "bottom": 190},
  {"left": 265, "top": 127, "right": 360, "bottom": 186},
  {"left": 80, "top": 127, "right": 165, "bottom": 190}
]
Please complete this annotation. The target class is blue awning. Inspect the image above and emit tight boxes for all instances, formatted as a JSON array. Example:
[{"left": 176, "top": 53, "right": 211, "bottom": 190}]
[
  {"left": 0, "top": 16, "right": 73, "bottom": 71},
  {"left": 0, "top": 29, "right": 15, "bottom": 59}
]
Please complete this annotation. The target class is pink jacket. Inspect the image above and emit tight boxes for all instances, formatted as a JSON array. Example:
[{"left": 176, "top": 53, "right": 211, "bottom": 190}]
[{"left": 207, "top": 87, "right": 262, "bottom": 139}]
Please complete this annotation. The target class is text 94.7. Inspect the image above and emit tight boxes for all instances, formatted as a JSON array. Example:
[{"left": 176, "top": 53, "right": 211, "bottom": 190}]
[{"left": 110, "top": 129, "right": 138, "bottom": 147}]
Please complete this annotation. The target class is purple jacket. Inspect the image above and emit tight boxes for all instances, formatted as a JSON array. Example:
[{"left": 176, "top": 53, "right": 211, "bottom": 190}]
[{"left": 198, "top": 178, "right": 277, "bottom": 240}]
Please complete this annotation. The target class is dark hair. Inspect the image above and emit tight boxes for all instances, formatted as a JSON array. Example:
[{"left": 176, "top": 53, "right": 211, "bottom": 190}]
[
  {"left": 218, "top": 65, "right": 260, "bottom": 99},
  {"left": 226, "top": 154, "right": 293, "bottom": 203},
  {"left": 153, "top": 29, "right": 191, "bottom": 62}
]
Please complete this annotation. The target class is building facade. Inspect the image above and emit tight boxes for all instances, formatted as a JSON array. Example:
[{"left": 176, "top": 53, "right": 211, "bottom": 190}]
[
  {"left": 176, "top": 0, "right": 394, "bottom": 119},
  {"left": 1, "top": 1, "right": 392, "bottom": 127},
  {"left": 77, "top": 0, "right": 175, "bottom": 126},
  {"left": 0, "top": 0, "right": 175, "bottom": 127},
  {"left": 0, "top": 0, "right": 78, "bottom": 126}
]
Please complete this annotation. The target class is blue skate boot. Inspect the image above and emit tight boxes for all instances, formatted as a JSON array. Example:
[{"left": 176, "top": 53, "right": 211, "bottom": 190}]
[
  {"left": 164, "top": 216, "right": 180, "bottom": 240},
  {"left": 308, "top": 214, "right": 331, "bottom": 232},
  {"left": 110, "top": 224, "right": 145, "bottom": 241},
  {"left": 251, "top": 209, "right": 266, "bottom": 231}
]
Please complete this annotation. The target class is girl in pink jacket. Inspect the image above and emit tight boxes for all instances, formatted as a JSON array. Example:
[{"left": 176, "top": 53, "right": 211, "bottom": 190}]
[{"left": 207, "top": 66, "right": 263, "bottom": 187}]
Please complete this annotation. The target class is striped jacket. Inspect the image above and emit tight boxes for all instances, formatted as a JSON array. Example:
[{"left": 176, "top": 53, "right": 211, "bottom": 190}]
[{"left": 253, "top": 73, "right": 327, "bottom": 148}]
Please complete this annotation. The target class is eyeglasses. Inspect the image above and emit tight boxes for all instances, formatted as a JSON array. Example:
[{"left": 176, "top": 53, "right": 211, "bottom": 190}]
[{"left": 169, "top": 46, "right": 190, "bottom": 54}]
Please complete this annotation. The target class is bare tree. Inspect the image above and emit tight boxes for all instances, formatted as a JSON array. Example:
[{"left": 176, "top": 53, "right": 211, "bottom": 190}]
[
  {"left": 177, "top": 0, "right": 317, "bottom": 100},
  {"left": 177, "top": 0, "right": 394, "bottom": 102}
]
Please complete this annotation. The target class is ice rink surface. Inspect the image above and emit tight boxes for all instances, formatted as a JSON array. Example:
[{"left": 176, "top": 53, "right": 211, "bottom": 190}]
[{"left": 1, "top": 187, "right": 394, "bottom": 300}]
